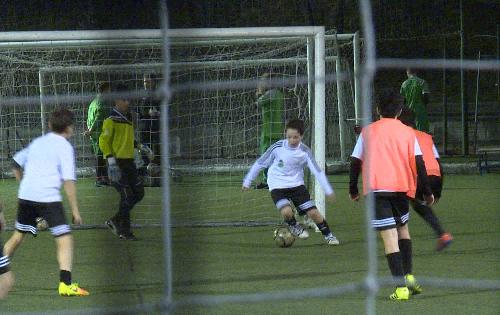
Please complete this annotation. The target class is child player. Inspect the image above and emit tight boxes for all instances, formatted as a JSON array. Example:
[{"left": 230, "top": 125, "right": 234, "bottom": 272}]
[
  {"left": 242, "top": 119, "right": 340, "bottom": 245},
  {"left": 0, "top": 202, "right": 14, "bottom": 299},
  {"left": 349, "top": 90, "right": 434, "bottom": 300},
  {"left": 3, "top": 108, "right": 89, "bottom": 296},
  {"left": 399, "top": 110, "right": 453, "bottom": 251}
]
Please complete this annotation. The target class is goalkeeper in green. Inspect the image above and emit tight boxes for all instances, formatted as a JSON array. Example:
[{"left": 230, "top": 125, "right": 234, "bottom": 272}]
[
  {"left": 85, "top": 82, "right": 111, "bottom": 186},
  {"left": 400, "top": 68, "right": 430, "bottom": 132},
  {"left": 255, "top": 73, "right": 285, "bottom": 189}
]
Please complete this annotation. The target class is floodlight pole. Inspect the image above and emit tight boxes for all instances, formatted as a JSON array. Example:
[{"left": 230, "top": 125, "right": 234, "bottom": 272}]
[{"left": 459, "top": 0, "right": 469, "bottom": 155}]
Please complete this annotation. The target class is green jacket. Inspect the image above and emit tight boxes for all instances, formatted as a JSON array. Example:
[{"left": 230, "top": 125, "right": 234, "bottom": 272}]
[{"left": 257, "top": 89, "right": 284, "bottom": 139}]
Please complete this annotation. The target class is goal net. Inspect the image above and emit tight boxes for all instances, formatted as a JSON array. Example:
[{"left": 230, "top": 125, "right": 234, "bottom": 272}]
[{"left": 0, "top": 29, "right": 357, "bottom": 228}]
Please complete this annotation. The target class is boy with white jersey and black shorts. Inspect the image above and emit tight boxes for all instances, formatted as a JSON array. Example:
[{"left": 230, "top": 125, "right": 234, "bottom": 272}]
[
  {"left": 3, "top": 108, "right": 89, "bottom": 297},
  {"left": 242, "top": 119, "right": 340, "bottom": 245}
]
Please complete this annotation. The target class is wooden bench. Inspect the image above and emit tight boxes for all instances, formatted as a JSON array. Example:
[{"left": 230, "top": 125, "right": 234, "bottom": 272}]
[{"left": 477, "top": 147, "right": 500, "bottom": 175}]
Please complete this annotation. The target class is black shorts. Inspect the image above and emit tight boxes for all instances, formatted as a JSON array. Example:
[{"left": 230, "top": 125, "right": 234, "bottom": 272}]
[
  {"left": 372, "top": 192, "right": 410, "bottom": 231},
  {"left": 0, "top": 239, "right": 9, "bottom": 275},
  {"left": 416, "top": 175, "right": 442, "bottom": 200},
  {"left": 15, "top": 199, "right": 71, "bottom": 237},
  {"left": 270, "top": 185, "right": 316, "bottom": 215}
]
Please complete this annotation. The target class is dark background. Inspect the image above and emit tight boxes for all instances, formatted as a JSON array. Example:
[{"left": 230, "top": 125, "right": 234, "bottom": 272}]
[{"left": 1, "top": 0, "right": 498, "bottom": 153}]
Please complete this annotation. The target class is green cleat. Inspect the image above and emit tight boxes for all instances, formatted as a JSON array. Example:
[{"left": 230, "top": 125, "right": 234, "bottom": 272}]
[
  {"left": 405, "top": 274, "right": 422, "bottom": 295},
  {"left": 58, "top": 282, "right": 90, "bottom": 297},
  {"left": 389, "top": 286, "right": 409, "bottom": 301}
]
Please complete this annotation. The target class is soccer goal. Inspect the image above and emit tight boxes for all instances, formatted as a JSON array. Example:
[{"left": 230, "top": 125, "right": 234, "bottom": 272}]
[{"left": 0, "top": 27, "right": 359, "bottom": 228}]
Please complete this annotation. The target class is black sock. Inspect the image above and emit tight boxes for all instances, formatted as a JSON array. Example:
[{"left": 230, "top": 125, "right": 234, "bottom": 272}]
[
  {"left": 386, "top": 252, "right": 405, "bottom": 287},
  {"left": 60, "top": 270, "right": 71, "bottom": 285},
  {"left": 285, "top": 216, "right": 297, "bottom": 226},
  {"left": 398, "top": 239, "right": 412, "bottom": 275},
  {"left": 316, "top": 220, "right": 332, "bottom": 236},
  {"left": 414, "top": 203, "right": 445, "bottom": 237}
]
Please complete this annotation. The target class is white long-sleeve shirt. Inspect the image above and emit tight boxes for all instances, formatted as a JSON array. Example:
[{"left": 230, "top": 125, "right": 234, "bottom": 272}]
[{"left": 243, "top": 140, "right": 334, "bottom": 195}]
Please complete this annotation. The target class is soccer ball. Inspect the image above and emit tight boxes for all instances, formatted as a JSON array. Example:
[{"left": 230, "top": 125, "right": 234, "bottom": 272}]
[
  {"left": 273, "top": 227, "right": 295, "bottom": 248},
  {"left": 35, "top": 217, "right": 48, "bottom": 231}
]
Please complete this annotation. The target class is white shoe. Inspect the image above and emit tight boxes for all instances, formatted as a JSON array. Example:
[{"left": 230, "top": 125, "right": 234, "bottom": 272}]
[
  {"left": 325, "top": 234, "right": 340, "bottom": 245},
  {"left": 289, "top": 224, "right": 309, "bottom": 239}
]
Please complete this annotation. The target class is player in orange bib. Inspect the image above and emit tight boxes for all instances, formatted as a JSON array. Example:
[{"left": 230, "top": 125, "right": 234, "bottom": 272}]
[
  {"left": 399, "top": 110, "right": 453, "bottom": 251},
  {"left": 349, "top": 90, "right": 434, "bottom": 300}
]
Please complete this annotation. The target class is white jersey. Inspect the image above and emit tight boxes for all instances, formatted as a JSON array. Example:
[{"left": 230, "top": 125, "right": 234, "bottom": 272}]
[
  {"left": 243, "top": 140, "right": 333, "bottom": 195},
  {"left": 13, "top": 132, "right": 76, "bottom": 203}
]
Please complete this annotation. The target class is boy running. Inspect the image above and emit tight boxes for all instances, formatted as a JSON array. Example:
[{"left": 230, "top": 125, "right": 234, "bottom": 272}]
[
  {"left": 3, "top": 108, "right": 89, "bottom": 296},
  {"left": 349, "top": 90, "right": 434, "bottom": 300},
  {"left": 242, "top": 119, "right": 340, "bottom": 245},
  {"left": 400, "top": 111, "right": 453, "bottom": 251}
]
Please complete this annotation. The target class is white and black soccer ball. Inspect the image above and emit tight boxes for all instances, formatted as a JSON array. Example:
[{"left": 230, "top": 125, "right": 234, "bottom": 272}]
[
  {"left": 273, "top": 227, "right": 295, "bottom": 248},
  {"left": 35, "top": 217, "right": 48, "bottom": 231}
]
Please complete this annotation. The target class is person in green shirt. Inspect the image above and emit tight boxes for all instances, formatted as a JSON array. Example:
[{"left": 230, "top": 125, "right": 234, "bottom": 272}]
[
  {"left": 400, "top": 68, "right": 430, "bottom": 132},
  {"left": 255, "top": 73, "right": 285, "bottom": 189},
  {"left": 85, "top": 82, "right": 111, "bottom": 186}
]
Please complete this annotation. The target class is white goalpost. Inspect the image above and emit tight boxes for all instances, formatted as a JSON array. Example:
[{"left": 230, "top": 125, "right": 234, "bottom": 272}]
[{"left": 0, "top": 27, "right": 359, "bottom": 228}]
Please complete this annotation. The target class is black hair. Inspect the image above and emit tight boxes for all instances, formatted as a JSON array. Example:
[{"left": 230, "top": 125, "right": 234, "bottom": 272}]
[
  {"left": 285, "top": 119, "right": 305, "bottom": 136},
  {"left": 98, "top": 82, "right": 110, "bottom": 93},
  {"left": 376, "top": 89, "right": 403, "bottom": 117},
  {"left": 406, "top": 68, "right": 417, "bottom": 75},
  {"left": 49, "top": 107, "right": 74, "bottom": 133},
  {"left": 399, "top": 107, "right": 416, "bottom": 128}
]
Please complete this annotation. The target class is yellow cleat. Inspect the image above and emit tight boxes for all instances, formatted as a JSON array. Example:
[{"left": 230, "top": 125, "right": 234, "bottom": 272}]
[
  {"left": 405, "top": 274, "right": 422, "bottom": 295},
  {"left": 58, "top": 282, "right": 90, "bottom": 297},
  {"left": 389, "top": 286, "right": 409, "bottom": 301}
]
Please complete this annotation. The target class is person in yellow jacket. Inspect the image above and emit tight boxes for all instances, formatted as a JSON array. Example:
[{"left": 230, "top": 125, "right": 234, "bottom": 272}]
[{"left": 99, "top": 84, "right": 144, "bottom": 240}]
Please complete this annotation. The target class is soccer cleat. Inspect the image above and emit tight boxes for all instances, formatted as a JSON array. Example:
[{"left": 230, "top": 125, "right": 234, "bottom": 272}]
[
  {"left": 325, "top": 234, "right": 340, "bottom": 245},
  {"left": 405, "top": 274, "right": 422, "bottom": 295},
  {"left": 254, "top": 182, "right": 269, "bottom": 189},
  {"left": 436, "top": 232, "right": 453, "bottom": 251},
  {"left": 303, "top": 215, "right": 319, "bottom": 230},
  {"left": 389, "top": 286, "right": 409, "bottom": 301},
  {"left": 288, "top": 224, "right": 309, "bottom": 239},
  {"left": 105, "top": 219, "right": 119, "bottom": 236},
  {"left": 58, "top": 282, "right": 89, "bottom": 297},
  {"left": 119, "top": 232, "right": 138, "bottom": 241}
]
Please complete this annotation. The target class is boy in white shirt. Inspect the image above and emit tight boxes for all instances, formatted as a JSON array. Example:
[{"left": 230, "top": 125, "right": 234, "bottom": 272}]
[
  {"left": 243, "top": 119, "right": 339, "bottom": 245},
  {"left": 3, "top": 108, "right": 89, "bottom": 296}
]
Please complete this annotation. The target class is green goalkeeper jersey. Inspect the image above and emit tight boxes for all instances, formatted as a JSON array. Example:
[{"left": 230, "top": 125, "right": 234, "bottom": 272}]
[
  {"left": 257, "top": 89, "right": 284, "bottom": 140},
  {"left": 400, "top": 75, "right": 430, "bottom": 132},
  {"left": 87, "top": 95, "right": 107, "bottom": 139}
]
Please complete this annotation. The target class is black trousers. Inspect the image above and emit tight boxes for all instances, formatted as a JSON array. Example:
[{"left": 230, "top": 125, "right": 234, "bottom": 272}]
[
  {"left": 112, "top": 159, "right": 145, "bottom": 232},
  {"left": 96, "top": 153, "right": 107, "bottom": 180}
]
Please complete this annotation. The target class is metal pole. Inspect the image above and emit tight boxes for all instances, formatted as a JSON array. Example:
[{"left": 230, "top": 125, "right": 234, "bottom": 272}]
[
  {"left": 460, "top": 0, "right": 469, "bottom": 155},
  {"left": 353, "top": 31, "right": 362, "bottom": 124},
  {"left": 307, "top": 37, "right": 314, "bottom": 122},
  {"left": 313, "top": 27, "right": 326, "bottom": 218},
  {"left": 473, "top": 51, "right": 481, "bottom": 153},
  {"left": 160, "top": 0, "right": 173, "bottom": 308},
  {"left": 359, "top": 1, "right": 378, "bottom": 314},
  {"left": 38, "top": 71, "right": 47, "bottom": 135},
  {"left": 497, "top": 24, "right": 499, "bottom": 107},
  {"left": 334, "top": 44, "right": 347, "bottom": 161},
  {"left": 442, "top": 37, "right": 448, "bottom": 155}
]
